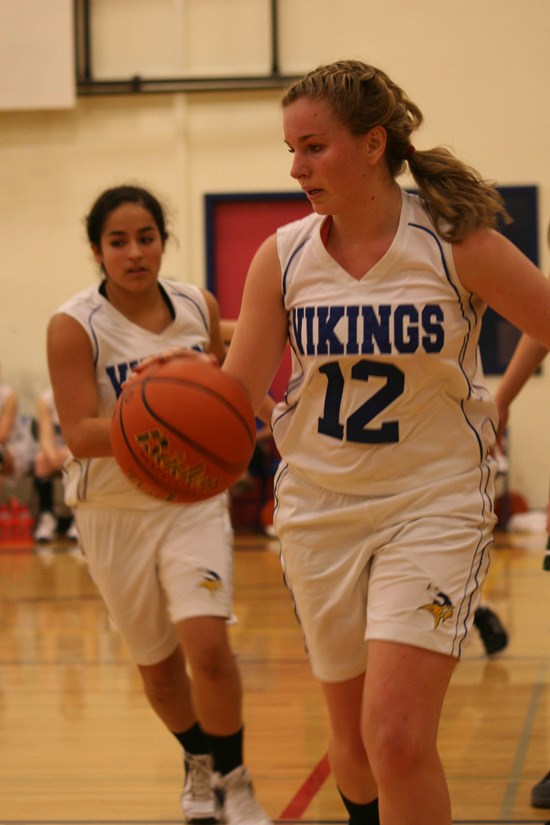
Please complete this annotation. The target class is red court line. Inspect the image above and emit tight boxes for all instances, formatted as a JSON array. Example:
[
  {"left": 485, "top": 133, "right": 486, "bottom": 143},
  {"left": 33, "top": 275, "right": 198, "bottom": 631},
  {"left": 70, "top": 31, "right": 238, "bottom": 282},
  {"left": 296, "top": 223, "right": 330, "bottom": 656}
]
[{"left": 279, "top": 752, "right": 332, "bottom": 820}]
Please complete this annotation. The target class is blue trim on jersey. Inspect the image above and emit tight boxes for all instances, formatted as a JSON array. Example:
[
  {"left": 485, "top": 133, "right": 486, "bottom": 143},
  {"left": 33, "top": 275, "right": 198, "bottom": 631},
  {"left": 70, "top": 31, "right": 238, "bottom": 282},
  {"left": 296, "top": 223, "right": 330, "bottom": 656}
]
[
  {"left": 409, "top": 222, "right": 468, "bottom": 316},
  {"left": 409, "top": 220, "right": 473, "bottom": 329},
  {"left": 409, "top": 221, "right": 481, "bottom": 397},
  {"left": 409, "top": 226, "right": 496, "bottom": 567},
  {"left": 278, "top": 233, "right": 313, "bottom": 416},
  {"left": 282, "top": 235, "right": 312, "bottom": 300},
  {"left": 284, "top": 338, "right": 304, "bottom": 397},
  {"left": 460, "top": 403, "right": 484, "bottom": 462},
  {"left": 169, "top": 285, "right": 209, "bottom": 332},
  {"left": 272, "top": 399, "right": 297, "bottom": 436},
  {"left": 87, "top": 304, "right": 103, "bottom": 368},
  {"left": 70, "top": 457, "right": 89, "bottom": 503},
  {"left": 409, "top": 222, "right": 486, "bottom": 464},
  {"left": 272, "top": 461, "right": 289, "bottom": 518},
  {"left": 455, "top": 536, "right": 493, "bottom": 657}
]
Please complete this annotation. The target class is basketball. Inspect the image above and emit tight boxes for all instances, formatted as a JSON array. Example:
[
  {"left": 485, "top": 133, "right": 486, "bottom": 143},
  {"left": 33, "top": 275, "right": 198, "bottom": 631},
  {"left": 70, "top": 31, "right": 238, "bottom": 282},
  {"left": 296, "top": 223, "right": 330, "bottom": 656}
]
[{"left": 111, "top": 353, "right": 256, "bottom": 503}]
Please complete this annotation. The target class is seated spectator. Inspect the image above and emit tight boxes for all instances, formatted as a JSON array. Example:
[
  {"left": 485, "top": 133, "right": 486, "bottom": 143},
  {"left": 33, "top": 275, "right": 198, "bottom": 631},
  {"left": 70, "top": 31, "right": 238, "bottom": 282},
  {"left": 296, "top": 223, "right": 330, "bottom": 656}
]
[
  {"left": 33, "top": 387, "right": 77, "bottom": 543},
  {"left": 0, "top": 379, "right": 37, "bottom": 496}
]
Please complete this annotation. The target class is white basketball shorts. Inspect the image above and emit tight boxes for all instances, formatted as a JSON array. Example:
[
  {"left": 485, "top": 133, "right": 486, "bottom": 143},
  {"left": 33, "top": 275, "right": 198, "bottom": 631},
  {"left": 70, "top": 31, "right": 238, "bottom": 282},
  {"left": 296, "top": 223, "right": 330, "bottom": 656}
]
[
  {"left": 273, "top": 464, "right": 496, "bottom": 682},
  {"left": 75, "top": 493, "right": 234, "bottom": 665}
]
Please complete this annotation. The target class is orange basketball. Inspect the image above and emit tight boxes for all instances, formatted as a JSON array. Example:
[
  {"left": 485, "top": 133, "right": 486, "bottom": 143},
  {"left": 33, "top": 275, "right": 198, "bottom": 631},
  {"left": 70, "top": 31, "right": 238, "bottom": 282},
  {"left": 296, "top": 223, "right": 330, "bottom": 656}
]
[{"left": 111, "top": 354, "right": 256, "bottom": 503}]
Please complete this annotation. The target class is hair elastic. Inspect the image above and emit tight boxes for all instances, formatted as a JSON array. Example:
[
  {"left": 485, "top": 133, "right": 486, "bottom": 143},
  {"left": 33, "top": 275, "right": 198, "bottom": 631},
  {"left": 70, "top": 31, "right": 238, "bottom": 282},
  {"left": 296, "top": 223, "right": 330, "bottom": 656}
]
[{"left": 405, "top": 144, "right": 416, "bottom": 160}]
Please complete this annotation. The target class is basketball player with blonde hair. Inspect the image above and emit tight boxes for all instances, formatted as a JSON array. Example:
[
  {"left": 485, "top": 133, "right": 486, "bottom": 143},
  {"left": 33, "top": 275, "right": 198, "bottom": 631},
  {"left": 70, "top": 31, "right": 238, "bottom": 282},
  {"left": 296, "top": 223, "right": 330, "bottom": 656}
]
[{"left": 222, "top": 61, "right": 550, "bottom": 825}]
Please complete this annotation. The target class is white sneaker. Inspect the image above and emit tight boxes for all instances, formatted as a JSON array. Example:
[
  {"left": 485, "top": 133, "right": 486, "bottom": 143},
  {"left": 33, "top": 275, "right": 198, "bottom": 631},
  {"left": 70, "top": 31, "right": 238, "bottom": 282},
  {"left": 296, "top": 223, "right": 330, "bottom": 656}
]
[
  {"left": 215, "top": 765, "right": 271, "bottom": 825},
  {"left": 65, "top": 519, "right": 79, "bottom": 542},
  {"left": 33, "top": 511, "right": 57, "bottom": 543},
  {"left": 180, "top": 753, "right": 222, "bottom": 824}
]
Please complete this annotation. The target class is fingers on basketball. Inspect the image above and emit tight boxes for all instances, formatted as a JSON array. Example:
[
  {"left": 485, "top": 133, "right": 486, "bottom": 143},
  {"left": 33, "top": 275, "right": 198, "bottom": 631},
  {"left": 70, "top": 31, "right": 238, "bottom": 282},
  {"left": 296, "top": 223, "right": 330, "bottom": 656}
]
[{"left": 111, "top": 354, "right": 256, "bottom": 503}]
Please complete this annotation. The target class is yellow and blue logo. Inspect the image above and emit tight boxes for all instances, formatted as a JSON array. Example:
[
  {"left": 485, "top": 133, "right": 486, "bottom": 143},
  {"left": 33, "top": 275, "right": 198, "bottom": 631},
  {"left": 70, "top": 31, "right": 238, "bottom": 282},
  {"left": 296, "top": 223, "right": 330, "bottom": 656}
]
[
  {"left": 199, "top": 569, "right": 223, "bottom": 595},
  {"left": 418, "top": 585, "right": 454, "bottom": 628}
]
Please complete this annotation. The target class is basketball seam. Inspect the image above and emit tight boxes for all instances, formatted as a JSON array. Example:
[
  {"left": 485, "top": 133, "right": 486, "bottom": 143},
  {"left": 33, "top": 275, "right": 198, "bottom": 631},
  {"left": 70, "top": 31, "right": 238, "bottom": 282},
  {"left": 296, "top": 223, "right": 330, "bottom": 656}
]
[
  {"left": 111, "top": 370, "right": 256, "bottom": 501},
  {"left": 113, "top": 401, "right": 181, "bottom": 500},
  {"left": 140, "top": 378, "right": 255, "bottom": 474},
  {"left": 143, "top": 376, "right": 255, "bottom": 441}
]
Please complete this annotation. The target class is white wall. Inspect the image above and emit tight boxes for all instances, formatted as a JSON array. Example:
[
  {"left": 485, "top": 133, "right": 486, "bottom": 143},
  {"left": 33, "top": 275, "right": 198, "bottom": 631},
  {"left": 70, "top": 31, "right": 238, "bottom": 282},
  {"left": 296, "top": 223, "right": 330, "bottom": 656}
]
[
  {"left": 0, "top": 0, "right": 74, "bottom": 109},
  {"left": 0, "top": 0, "right": 548, "bottom": 506}
]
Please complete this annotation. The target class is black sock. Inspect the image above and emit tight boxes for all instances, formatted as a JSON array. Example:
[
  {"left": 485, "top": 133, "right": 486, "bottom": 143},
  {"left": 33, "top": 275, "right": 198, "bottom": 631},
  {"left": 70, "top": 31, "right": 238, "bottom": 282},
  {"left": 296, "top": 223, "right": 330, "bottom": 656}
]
[
  {"left": 35, "top": 477, "right": 54, "bottom": 513},
  {"left": 338, "top": 788, "right": 380, "bottom": 825},
  {"left": 205, "top": 728, "right": 243, "bottom": 776},
  {"left": 172, "top": 722, "right": 210, "bottom": 757}
]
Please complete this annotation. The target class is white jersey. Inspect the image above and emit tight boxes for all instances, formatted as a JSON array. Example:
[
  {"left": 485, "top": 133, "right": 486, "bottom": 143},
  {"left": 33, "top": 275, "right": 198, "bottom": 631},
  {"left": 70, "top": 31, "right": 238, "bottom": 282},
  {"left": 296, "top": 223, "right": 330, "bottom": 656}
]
[
  {"left": 272, "top": 190, "right": 498, "bottom": 497},
  {"left": 55, "top": 279, "right": 211, "bottom": 509}
]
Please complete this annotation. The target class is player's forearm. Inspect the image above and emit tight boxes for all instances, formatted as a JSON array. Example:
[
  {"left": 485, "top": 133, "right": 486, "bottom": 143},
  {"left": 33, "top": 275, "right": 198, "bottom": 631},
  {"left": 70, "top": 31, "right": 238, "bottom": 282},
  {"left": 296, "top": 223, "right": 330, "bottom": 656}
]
[
  {"left": 62, "top": 417, "right": 113, "bottom": 458},
  {"left": 493, "top": 334, "right": 548, "bottom": 409}
]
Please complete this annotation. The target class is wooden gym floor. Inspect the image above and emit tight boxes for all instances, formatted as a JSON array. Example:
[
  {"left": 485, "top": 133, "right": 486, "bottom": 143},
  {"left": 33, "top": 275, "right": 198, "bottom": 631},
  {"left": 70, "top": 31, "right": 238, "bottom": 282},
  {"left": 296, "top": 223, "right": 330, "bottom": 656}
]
[{"left": 0, "top": 526, "right": 548, "bottom": 824}]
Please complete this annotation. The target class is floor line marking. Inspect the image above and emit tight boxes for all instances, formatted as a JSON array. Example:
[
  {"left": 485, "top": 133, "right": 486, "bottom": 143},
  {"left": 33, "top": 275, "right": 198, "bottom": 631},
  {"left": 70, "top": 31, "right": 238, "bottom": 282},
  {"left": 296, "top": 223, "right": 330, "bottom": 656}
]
[
  {"left": 279, "top": 752, "right": 332, "bottom": 820},
  {"left": 500, "top": 660, "right": 548, "bottom": 820}
]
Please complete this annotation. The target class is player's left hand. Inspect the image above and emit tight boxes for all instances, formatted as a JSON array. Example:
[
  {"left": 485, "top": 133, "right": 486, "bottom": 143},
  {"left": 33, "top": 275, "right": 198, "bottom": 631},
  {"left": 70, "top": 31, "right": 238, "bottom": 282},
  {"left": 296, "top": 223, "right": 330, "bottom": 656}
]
[{"left": 133, "top": 348, "right": 216, "bottom": 374}]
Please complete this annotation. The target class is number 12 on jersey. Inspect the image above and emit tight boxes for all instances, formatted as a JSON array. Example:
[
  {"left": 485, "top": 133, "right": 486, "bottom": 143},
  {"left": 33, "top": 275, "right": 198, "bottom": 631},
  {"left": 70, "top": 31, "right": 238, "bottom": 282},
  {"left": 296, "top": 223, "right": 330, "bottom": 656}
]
[{"left": 317, "top": 359, "right": 405, "bottom": 444}]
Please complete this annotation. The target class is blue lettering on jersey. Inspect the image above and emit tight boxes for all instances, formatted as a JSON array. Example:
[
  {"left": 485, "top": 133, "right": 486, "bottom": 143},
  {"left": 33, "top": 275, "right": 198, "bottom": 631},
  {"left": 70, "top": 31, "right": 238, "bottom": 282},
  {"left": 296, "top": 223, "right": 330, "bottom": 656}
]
[
  {"left": 105, "top": 346, "right": 206, "bottom": 399},
  {"left": 421, "top": 305, "right": 444, "bottom": 351},
  {"left": 394, "top": 305, "right": 419, "bottom": 353},
  {"left": 292, "top": 304, "right": 444, "bottom": 356},
  {"left": 106, "top": 361, "right": 140, "bottom": 398},
  {"left": 317, "top": 306, "right": 345, "bottom": 355},
  {"left": 346, "top": 306, "right": 360, "bottom": 354},
  {"left": 362, "top": 305, "right": 392, "bottom": 354}
]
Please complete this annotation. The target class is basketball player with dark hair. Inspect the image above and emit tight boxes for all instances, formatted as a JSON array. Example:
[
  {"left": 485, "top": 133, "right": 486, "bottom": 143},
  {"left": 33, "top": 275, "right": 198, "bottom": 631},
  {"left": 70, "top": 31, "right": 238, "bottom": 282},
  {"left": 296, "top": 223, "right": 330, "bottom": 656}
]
[{"left": 47, "top": 185, "right": 270, "bottom": 825}]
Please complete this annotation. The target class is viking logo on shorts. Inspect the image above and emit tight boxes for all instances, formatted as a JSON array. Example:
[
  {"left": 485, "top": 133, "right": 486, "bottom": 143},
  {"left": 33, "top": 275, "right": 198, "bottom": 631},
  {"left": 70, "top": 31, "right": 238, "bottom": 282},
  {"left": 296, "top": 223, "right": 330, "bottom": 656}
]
[
  {"left": 199, "top": 569, "right": 223, "bottom": 595},
  {"left": 418, "top": 585, "right": 454, "bottom": 628}
]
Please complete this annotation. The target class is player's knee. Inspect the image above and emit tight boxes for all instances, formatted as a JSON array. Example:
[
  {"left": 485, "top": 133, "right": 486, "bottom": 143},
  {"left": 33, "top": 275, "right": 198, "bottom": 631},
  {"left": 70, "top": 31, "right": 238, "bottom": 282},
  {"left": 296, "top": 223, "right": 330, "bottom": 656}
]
[
  {"left": 330, "top": 732, "right": 370, "bottom": 773},
  {"left": 366, "top": 720, "right": 430, "bottom": 781},
  {"left": 177, "top": 617, "right": 236, "bottom": 684},
  {"left": 189, "top": 640, "right": 236, "bottom": 683},
  {"left": 140, "top": 665, "right": 182, "bottom": 707}
]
